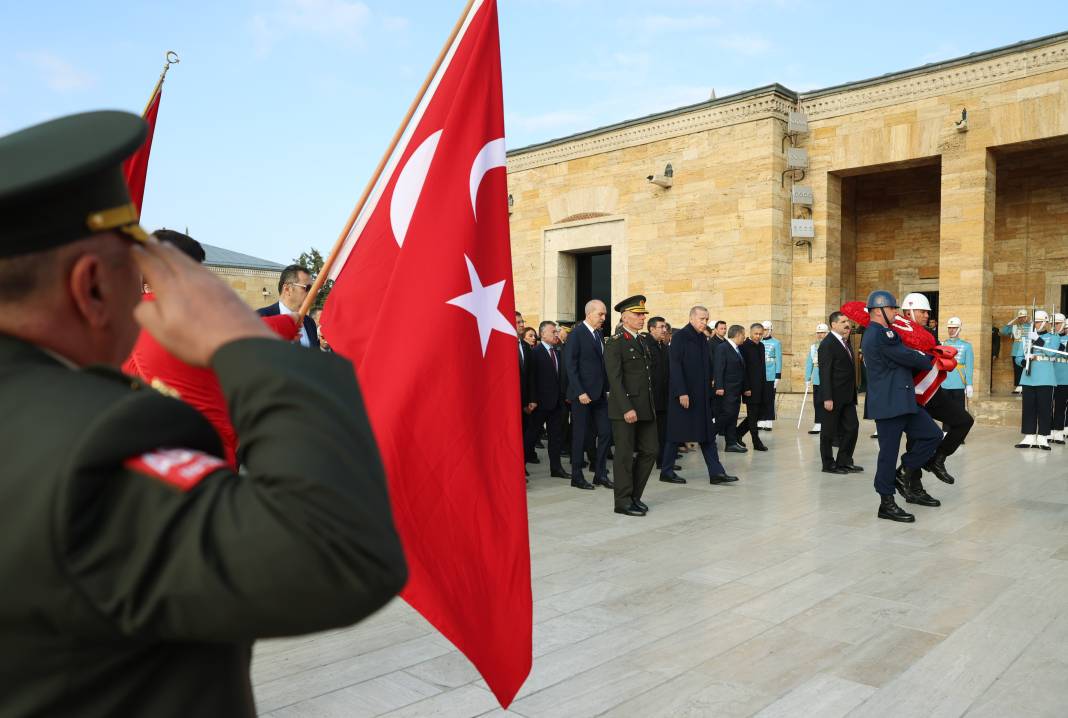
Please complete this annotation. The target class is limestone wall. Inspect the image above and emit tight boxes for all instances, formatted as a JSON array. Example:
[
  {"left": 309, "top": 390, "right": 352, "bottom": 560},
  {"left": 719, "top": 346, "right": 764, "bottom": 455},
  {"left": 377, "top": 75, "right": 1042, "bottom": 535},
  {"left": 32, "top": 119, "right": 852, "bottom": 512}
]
[{"left": 208, "top": 266, "right": 280, "bottom": 309}]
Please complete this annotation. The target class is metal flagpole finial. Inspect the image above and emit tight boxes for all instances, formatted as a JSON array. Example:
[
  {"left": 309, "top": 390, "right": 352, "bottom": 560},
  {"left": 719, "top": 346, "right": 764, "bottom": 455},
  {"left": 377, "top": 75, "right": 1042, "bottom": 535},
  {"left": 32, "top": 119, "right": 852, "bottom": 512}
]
[{"left": 159, "top": 50, "right": 180, "bottom": 84}]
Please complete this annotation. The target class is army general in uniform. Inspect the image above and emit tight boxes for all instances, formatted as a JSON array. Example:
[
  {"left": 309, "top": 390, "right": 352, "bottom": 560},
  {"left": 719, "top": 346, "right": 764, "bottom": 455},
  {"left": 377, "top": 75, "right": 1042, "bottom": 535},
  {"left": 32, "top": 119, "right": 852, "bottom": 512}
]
[
  {"left": 604, "top": 296, "right": 658, "bottom": 516},
  {"left": 0, "top": 112, "right": 407, "bottom": 717}
]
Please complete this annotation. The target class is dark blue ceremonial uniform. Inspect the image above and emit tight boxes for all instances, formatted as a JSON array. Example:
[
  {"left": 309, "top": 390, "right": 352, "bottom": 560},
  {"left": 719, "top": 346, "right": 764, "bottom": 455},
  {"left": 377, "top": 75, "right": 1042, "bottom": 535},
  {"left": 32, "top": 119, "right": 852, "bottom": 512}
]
[{"left": 861, "top": 324, "right": 943, "bottom": 496}]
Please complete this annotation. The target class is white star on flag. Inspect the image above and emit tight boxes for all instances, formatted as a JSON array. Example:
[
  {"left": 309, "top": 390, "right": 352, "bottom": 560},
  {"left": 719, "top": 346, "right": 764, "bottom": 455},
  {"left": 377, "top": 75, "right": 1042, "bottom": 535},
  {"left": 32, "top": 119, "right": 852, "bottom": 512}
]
[{"left": 446, "top": 254, "right": 516, "bottom": 357}]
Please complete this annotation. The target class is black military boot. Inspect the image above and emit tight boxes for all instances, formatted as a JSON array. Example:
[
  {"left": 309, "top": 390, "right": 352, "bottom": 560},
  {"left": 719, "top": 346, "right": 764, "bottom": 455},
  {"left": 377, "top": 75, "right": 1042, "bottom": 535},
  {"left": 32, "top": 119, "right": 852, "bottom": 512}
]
[
  {"left": 878, "top": 494, "right": 915, "bottom": 522},
  {"left": 896, "top": 468, "right": 940, "bottom": 507},
  {"left": 923, "top": 451, "right": 955, "bottom": 484}
]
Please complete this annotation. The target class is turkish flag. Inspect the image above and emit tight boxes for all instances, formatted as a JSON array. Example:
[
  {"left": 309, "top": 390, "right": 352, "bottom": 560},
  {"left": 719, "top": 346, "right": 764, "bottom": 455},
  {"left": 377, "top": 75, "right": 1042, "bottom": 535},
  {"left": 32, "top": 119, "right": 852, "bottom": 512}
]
[
  {"left": 123, "top": 83, "right": 162, "bottom": 213},
  {"left": 321, "top": 0, "right": 531, "bottom": 707}
]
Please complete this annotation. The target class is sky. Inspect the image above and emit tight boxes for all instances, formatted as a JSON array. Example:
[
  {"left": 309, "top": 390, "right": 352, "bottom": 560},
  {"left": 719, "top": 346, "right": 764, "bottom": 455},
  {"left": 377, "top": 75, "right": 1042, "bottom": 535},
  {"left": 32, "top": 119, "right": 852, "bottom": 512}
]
[{"left": 1, "top": 0, "right": 1065, "bottom": 264}]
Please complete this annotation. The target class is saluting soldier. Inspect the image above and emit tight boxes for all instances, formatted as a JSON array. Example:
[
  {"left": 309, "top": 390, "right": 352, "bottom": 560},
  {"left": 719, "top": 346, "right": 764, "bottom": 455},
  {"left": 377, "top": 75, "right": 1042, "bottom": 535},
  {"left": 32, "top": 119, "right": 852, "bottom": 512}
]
[
  {"left": 861, "top": 290, "right": 943, "bottom": 523},
  {"left": 604, "top": 296, "right": 658, "bottom": 516},
  {"left": 1001, "top": 309, "right": 1031, "bottom": 393},
  {"left": 1053, "top": 314, "right": 1068, "bottom": 444},
  {"left": 1016, "top": 310, "right": 1059, "bottom": 449},
  {"left": 0, "top": 112, "right": 406, "bottom": 717}
]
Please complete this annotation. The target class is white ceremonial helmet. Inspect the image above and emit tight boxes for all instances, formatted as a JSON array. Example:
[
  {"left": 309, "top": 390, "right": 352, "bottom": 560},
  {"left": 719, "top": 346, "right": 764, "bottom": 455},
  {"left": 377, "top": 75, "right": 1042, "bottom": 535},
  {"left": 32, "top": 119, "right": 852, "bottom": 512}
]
[
  {"left": 1017, "top": 309, "right": 1028, "bottom": 318},
  {"left": 816, "top": 323, "right": 829, "bottom": 333},
  {"left": 1055, "top": 313, "right": 1066, "bottom": 324},
  {"left": 1035, "top": 310, "right": 1050, "bottom": 322},
  {"left": 761, "top": 320, "right": 772, "bottom": 330},
  {"left": 946, "top": 317, "right": 962, "bottom": 328},
  {"left": 901, "top": 293, "right": 932, "bottom": 312}
]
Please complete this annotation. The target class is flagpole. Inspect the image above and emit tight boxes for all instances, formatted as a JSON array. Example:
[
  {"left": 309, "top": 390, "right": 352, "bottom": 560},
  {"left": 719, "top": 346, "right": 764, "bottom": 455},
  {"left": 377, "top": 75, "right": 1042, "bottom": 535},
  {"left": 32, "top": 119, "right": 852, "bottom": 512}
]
[
  {"left": 298, "top": 0, "right": 479, "bottom": 320},
  {"left": 143, "top": 51, "right": 180, "bottom": 116}
]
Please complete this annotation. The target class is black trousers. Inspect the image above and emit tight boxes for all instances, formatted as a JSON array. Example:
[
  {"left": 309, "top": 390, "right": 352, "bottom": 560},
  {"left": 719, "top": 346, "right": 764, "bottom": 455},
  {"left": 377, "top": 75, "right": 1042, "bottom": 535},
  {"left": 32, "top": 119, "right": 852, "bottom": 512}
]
[
  {"left": 874, "top": 409, "right": 941, "bottom": 496},
  {"left": 714, "top": 392, "right": 741, "bottom": 445},
  {"left": 571, "top": 397, "right": 611, "bottom": 480},
  {"left": 737, "top": 400, "right": 768, "bottom": 445},
  {"left": 1053, "top": 385, "right": 1068, "bottom": 431},
  {"left": 1021, "top": 385, "right": 1055, "bottom": 435},
  {"left": 1013, "top": 360, "right": 1024, "bottom": 388},
  {"left": 820, "top": 402, "right": 858, "bottom": 468},
  {"left": 654, "top": 410, "right": 668, "bottom": 468},
  {"left": 524, "top": 404, "right": 565, "bottom": 472},
  {"left": 907, "top": 388, "right": 973, "bottom": 456},
  {"left": 611, "top": 419, "right": 658, "bottom": 510},
  {"left": 760, "top": 381, "right": 776, "bottom": 420},
  {"left": 811, "top": 389, "right": 826, "bottom": 425}
]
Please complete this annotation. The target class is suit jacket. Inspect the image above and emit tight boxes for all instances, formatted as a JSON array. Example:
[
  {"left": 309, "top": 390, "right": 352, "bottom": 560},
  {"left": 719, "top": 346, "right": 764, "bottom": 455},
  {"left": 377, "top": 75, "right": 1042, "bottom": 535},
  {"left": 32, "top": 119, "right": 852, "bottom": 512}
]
[
  {"left": 562, "top": 323, "right": 607, "bottom": 401},
  {"left": 713, "top": 340, "right": 748, "bottom": 396},
  {"left": 861, "top": 324, "right": 934, "bottom": 420},
  {"left": 257, "top": 303, "right": 319, "bottom": 349},
  {"left": 530, "top": 343, "right": 564, "bottom": 411},
  {"left": 517, "top": 341, "right": 535, "bottom": 407},
  {"left": 817, "top": 333, "right": 858, "bottom": 406},
  {"left": 640, "top": 333, "right": 669, "bottom": 412},
  {"left": 739, "top": 339, "right": 766, "bottom": 404},
  {"left": 666, "top": 324, "right": 715, "bottom": 442}
]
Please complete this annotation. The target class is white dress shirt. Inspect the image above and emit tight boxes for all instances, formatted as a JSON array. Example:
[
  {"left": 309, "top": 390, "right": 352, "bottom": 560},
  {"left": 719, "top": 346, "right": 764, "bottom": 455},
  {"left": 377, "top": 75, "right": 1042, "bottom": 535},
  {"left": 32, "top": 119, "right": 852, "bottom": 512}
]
[{"left": 278, "top": 302, "right": 310, "bottom": 347}]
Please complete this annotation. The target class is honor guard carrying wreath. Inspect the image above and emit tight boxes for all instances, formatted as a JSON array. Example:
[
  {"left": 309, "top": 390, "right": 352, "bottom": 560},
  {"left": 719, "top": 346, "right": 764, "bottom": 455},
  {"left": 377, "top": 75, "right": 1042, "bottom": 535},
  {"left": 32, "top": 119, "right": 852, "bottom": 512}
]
[
  {"left": 604, "top": 296, "right": 658, "bottom": 516},
  {"left": 897, "top": 293, "right": 974, "bottom": 487},
  {"left": 861, "top": 290, "right": 945, "bottom": 522}
]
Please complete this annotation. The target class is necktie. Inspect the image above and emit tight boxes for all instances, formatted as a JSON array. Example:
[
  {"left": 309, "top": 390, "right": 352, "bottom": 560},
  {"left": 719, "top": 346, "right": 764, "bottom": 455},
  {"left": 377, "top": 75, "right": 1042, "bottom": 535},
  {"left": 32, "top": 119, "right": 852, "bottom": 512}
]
[
  {"left": 550, "top": 348, "right": 558, "bottom": 373},
  {"left": 594, "top": 329, "right": 603, "bottom": 353}
]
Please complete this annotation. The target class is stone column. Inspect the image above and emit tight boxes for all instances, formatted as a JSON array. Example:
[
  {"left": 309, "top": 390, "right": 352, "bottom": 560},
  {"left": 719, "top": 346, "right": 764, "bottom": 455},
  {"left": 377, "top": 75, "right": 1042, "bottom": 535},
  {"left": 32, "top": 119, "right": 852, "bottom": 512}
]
[{"left": 939, "top": 149, "right": 996, "bottom": 396}]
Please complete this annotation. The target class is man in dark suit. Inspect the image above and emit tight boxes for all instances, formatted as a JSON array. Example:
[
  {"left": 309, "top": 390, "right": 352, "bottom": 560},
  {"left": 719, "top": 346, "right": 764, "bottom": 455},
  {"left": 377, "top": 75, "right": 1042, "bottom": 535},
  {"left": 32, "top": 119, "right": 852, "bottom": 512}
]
[
  {"left": 664, "top": 306, "right": 738, "bottom": 484},
  {"left": 641, "top": 316, "right": 671, "bottom": 471},
  {"left": 257, "top": 264, "right": 320, "bottom": 349},
  {"left": 713, "top": 325, "right": 750, "bottom": 452},
  {"left": 737, "top": 324, "right": 769, "bottom": 451},
  {"left": 515, "top": 313, "right": 537, "bottom": 466},
  {"left": 563, "top": 299, "right": 612, "bottom": 490},
  {"left": 524, "top": 321, "right": 568, "bottom": 478},
  {"left": 710, "top": 320, "right": 728, "bottom": 351},
  {"left": 818, "top": 311, "right": 863, "bottom": 474}
]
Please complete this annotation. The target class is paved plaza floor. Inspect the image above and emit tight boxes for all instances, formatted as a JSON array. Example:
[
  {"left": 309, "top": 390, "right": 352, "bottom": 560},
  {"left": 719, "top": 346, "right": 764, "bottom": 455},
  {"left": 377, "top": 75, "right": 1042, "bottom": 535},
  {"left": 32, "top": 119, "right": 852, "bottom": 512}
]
[{"left": 254, "top": 422, "right": 1068, "bottom": 717}]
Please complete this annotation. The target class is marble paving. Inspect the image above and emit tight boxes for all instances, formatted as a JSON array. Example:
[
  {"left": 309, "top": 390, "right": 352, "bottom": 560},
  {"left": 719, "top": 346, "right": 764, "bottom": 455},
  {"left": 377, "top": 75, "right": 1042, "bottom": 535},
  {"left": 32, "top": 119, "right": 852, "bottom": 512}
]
[{"left": 255, "top": 421, "right": 1068, "bottom": 717}]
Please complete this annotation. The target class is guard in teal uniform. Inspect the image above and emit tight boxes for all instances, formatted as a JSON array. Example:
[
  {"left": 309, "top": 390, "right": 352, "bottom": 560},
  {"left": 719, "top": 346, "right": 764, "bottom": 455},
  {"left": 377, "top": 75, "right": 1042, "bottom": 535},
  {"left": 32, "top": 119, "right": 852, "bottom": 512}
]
[
  {"left": 1016, "top": 310, "right": 1060, "bottom": 449},
  {"left": 940, "top": 317, "right": 974, "bottom": 415},
  {"left": 1052, "top": 313, "right": 1068, "bottom": 444},
  {"left": 758, "top": 320, "right": 782, "bottom": 430},
  {"left": 803, "top": 322, "right": 829, "bottom": 434},
  {"left": 1001, "top": 309, "right": 1031, "bottom": 393}
]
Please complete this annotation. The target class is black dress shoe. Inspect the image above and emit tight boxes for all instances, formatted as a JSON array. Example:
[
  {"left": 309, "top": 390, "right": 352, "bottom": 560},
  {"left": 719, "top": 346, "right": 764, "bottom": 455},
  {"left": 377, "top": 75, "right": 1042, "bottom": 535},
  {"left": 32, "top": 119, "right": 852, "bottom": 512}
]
[
  {"left": 878, "top": 495, "right": 915, "bottom": 522},
  {"left": 606, "top": 450, "right": 615, "bottom": 460},
  {"left": 526, "top": 455, "right": 540, "bottom": 464},
  {"left": 633, "top": 499, "right": 649, "bottom": 512},
  {"left": 659, "top": 472, "right": 686, "bottom": 484},
  {"left": 821, "top": 466, "right": 848, "bottom": 474},
  {"left": 709, "top": 474, "right": 739, "bottom": 484},
  {"left": 570, "top": 478, "right": 595, "bottom": 490},
  {"left": 923, "top": 452, "right": 955, "bottom": 484},
  {"left": 839, "top": 464, "right": 864, "bottom": 473},
  {"left": 534, "top": 440, "right": 545, "bottom": 449},
  {"left": 895, "top": 468, "right": 940, "bottom": 507},
  {"left": 550, "top": 469, "right": 570, "bottom": 479},
  {"left": 672, "top": 464, "right": 682, "bottom": 471},
  {"left": 594, "top": 476, "right": 614, "bottom": 488},
  {"left": 614, "top": 506, "right": 645, "bottom": 517},
  {"left": 753, "top": 443, "right": 769, "bottom": 452},
  {"left": 725, "top": 444, "right": 748, "bottom": 453}
]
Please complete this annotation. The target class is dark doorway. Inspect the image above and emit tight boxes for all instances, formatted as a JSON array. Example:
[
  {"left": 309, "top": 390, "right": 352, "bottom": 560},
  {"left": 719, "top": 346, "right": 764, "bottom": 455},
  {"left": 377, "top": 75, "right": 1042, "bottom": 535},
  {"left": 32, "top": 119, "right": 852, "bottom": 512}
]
[
  {"left": 575, "top": 250, "right": 611, "bottom": 324},
  {"left": 1061, "top": 284, "right": 1068, "bottom": 314}
]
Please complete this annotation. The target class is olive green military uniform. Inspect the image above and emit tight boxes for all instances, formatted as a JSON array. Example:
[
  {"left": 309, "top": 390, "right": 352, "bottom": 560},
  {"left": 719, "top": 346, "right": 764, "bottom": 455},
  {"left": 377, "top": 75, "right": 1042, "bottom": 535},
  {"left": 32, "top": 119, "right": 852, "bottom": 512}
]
[
  {"left": 0, "top": 111, "right": 407, "bottom": 717},
  {"left": 604, "top": 313, "right": 659, "bottom": 512}
]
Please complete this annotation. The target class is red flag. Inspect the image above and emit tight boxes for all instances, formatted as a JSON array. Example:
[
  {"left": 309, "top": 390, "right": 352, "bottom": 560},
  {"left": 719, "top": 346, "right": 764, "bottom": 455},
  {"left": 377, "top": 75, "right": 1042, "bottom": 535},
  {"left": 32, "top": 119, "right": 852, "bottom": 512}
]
[
  {"left": 123, "top": 82, "right": 163, "bottom": 212},
  {"left": 321, "top": 0, "right": 531, "bottom": 707}
]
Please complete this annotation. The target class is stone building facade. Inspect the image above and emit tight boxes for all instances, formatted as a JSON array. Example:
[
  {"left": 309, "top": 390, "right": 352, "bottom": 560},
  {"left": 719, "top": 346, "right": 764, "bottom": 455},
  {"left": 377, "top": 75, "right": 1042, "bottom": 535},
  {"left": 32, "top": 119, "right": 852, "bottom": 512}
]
[
  {"left": 203, "top": 244, "right": 284, "bottom": 309},
  {"left": 506, "top": 32, "right": 1068, "bottom": 421}
]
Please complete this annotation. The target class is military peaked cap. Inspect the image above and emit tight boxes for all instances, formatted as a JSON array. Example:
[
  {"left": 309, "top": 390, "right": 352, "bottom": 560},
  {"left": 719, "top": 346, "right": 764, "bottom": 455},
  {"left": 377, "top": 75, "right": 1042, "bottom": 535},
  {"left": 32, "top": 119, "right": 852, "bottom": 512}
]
[
  {"left": 0, "top": 110, "right": 149, "bottom": 257},
  {"left": 614, "top": 295, "right": 648, "bottom": 314}
]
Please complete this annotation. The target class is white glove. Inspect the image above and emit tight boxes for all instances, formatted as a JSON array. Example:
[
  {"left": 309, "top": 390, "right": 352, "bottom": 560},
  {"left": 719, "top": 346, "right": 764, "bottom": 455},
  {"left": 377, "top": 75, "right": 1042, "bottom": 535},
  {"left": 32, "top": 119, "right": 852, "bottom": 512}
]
[
  {"left": 1028, "top": 331, "right": 1040, "bottom": 341},
  {"left": 805, "top": 382, "right": 812, "bottom": 390},
  {"left": 774, "top": 379, "right": 780, "bottom": 389},
  {"left": 965, "top": 385, "right": 973, "bottom": 399}
]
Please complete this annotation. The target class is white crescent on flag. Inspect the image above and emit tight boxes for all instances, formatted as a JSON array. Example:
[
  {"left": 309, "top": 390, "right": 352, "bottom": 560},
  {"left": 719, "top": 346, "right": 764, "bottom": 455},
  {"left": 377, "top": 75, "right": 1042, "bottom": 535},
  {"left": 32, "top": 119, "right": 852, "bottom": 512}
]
[
  {"left": 469, "top": 137, "right": 506, "bottom": 220},
  {"left": 390, "top": 130, "right": 443, "bottom": 247}
]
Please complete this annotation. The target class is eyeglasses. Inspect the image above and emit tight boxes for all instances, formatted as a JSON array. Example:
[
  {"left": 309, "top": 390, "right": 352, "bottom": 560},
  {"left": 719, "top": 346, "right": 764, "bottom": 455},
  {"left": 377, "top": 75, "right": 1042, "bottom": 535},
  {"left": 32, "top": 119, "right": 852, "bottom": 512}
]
[{"left": 287, "top": 282, "right": 312, "bottom": 292}]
